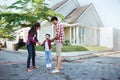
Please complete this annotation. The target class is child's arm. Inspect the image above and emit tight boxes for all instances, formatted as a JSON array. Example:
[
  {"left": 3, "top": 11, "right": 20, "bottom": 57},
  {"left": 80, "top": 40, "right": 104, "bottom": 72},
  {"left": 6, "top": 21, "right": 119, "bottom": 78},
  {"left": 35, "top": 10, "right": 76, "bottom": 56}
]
[{"left": 40, "top": 41, "right": 45, "bottom": 46}]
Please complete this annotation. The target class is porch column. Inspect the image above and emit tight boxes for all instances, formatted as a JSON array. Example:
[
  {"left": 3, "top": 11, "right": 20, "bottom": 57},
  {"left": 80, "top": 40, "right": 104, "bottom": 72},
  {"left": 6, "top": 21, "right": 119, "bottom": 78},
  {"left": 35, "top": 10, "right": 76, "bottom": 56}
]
[
  {"left": 76, "top": 26, "right": 79, "bottom": 44},
  {"left": 73, "top": 26, "right": 76, "bottom": 44},
  {"left": 70, "top": 27, "right": 72, "bottom": 43}
]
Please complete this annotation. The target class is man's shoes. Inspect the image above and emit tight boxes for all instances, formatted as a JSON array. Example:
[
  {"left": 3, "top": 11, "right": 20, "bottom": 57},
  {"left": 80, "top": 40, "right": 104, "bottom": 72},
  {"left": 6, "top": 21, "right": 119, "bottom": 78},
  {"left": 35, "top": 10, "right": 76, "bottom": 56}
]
[
  {"left": 55, "top": 67, "right": 63, "bottom": 70},
  {"left": 51, "top": 69, "right": 60, "bottom": 74}
]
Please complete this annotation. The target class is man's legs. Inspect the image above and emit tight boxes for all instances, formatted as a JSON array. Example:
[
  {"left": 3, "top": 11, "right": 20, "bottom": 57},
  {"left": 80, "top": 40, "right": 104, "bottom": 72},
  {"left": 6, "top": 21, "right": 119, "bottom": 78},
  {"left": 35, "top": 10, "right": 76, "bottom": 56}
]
[
  {"left": 51, "top": 43, "right": 62, "bottom": 73},
  {"left": 56, "top": 56, "right": 62, "bottom": 70}
]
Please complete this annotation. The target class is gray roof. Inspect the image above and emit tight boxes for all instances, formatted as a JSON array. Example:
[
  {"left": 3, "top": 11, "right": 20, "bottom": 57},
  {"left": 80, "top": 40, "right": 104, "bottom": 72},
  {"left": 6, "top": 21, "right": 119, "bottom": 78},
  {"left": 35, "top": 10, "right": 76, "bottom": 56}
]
[
  {"left": 65, "top": 4, "right": 91, "bottom": 23},
  {"left": 51, "top": 0, "right": 68, "bottom": 11}
]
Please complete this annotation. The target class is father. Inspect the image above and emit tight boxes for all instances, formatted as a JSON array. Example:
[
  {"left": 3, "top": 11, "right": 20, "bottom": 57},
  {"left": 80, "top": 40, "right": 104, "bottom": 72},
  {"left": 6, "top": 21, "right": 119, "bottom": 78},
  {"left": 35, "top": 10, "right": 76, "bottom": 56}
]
[{"left": 51, "top": 16, "right": 65, "bottom": 73}]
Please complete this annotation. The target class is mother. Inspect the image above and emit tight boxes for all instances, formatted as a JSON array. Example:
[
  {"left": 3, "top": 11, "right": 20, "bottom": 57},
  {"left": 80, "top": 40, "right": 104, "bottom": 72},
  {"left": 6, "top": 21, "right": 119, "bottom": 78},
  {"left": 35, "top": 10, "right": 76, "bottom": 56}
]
[{"left": 26, "top": 22, "right": 41, "bottom": 72}]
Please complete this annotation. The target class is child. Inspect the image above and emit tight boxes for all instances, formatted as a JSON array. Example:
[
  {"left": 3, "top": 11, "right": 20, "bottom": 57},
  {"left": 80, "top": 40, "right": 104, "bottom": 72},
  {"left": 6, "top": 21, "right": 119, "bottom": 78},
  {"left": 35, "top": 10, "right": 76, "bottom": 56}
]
[{"left": 41, "top": 34, "right": 54, "bottom": 68}]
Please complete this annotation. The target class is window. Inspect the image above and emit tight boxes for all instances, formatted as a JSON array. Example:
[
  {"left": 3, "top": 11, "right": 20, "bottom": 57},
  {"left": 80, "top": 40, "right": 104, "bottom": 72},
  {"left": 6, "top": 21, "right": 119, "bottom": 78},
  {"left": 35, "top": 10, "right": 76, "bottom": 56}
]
[{"left": 79, "top": 27, "right": 85, "bottom": 44}]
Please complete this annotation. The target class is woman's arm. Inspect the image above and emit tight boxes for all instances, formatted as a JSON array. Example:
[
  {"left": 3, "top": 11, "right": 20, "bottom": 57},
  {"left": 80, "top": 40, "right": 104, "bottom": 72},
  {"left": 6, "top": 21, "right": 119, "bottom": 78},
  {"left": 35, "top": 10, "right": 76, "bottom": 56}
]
[{"left": 29, "top": 33, "right": 38, "bottom": 43}]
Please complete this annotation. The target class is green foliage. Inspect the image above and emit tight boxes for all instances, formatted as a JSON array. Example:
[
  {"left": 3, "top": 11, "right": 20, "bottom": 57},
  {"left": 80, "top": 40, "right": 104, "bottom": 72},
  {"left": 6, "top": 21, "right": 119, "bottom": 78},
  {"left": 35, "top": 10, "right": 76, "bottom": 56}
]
[
  {"left": 0, "top": 0, "right": 64, "bottom": 39},
  {"left": 0, "top": 28, "right": 15, "bottom": 39},
  {"left": 65, "top": 40, "right": 71, "bottom": 46}
]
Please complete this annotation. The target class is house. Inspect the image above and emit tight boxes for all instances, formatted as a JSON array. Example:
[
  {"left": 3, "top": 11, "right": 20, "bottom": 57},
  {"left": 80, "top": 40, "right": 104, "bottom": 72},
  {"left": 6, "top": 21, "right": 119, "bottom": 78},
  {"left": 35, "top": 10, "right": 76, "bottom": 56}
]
[{"left": 39, "top": 0, "right": 103, "bottom": 46}]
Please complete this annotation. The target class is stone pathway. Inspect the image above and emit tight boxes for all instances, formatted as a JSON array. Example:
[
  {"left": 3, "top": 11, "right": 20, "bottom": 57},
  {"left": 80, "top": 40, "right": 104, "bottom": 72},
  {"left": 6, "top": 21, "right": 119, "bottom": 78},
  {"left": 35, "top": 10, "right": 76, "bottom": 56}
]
[{"left": 0, "top": 50, "right": 120, "bottom": 80}]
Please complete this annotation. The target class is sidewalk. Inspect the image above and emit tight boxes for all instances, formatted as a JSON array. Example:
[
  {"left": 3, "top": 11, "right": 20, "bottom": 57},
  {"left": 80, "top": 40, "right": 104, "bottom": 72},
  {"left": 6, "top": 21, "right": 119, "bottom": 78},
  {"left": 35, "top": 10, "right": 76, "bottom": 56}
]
[{"left": 4, "top": 49, "right": 120, "bottom": 61}]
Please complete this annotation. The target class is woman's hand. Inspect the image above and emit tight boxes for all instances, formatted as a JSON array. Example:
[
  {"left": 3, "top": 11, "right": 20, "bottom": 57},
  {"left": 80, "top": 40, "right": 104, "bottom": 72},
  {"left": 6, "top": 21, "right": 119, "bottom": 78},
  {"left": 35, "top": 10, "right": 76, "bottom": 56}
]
[{"left": 37, "top": 42, "right": 41, "bottom": 46}]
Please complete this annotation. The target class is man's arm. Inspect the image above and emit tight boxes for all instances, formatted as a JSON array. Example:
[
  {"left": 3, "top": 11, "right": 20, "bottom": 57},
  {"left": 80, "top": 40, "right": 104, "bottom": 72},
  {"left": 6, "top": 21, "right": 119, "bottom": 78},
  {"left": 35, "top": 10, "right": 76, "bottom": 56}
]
[{"left": 51, "top": 37, "right": 56, "bottom": 42}]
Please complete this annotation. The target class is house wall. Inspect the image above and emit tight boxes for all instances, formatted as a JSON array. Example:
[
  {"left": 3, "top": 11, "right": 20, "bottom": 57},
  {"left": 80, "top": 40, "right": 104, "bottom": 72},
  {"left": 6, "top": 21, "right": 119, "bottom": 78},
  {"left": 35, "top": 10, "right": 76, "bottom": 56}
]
[
  {"left": 78, "top": 6, "right": 102, "bottom": 27},
  {"left": 84, "top": 27, "right": 95, "bottom": 45},
  {"left": 39, "top": 22, "right": 53, "bottom": 43},
  {"left": 55, "top": 0, "right": 80, "bottom": 17},
  {"left": 64, "top": 27, "right": 70, "bottom": 40},
  {"left": 100, "top": 27, "right": 113, "bottom": 48},
  {"left": 113, "top": 28, "right": 120, "bottom": 50}
]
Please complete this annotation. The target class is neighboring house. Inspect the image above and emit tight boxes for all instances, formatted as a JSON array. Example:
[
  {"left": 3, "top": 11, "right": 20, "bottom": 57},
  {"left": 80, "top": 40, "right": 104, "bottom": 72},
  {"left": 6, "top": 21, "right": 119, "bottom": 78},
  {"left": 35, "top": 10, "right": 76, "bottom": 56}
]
[
  {"left": 39, "top": 0, "right": 103, "bottom": 46},
  {"left": 15, "top": 27, "right": 30, "bottom": 43}
]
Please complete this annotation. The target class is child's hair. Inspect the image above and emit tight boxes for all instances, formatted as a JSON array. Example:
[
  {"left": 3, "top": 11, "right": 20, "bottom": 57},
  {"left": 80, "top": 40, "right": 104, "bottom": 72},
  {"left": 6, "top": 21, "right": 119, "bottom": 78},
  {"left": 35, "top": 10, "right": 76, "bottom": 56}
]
[
  {"left": 46, "top": 34, "right": 50, "bottom": 37},
  {"left": 51, "top": 16, "right": 58, "bottom": 21}
]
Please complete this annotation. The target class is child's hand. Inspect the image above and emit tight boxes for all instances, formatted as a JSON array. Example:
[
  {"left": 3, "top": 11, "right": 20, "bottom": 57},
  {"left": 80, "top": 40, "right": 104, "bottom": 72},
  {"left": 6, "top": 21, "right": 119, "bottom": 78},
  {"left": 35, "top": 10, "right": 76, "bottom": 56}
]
[{"left": 37, "top": 42, "right": 41, "bottom": 46}]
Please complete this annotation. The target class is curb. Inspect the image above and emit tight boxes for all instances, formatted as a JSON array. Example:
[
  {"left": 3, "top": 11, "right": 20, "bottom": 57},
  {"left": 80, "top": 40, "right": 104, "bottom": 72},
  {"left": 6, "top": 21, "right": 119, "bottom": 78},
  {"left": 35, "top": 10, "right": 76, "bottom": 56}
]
[{"left": 60, "top": 51, "right": 120, "bottom": 62}]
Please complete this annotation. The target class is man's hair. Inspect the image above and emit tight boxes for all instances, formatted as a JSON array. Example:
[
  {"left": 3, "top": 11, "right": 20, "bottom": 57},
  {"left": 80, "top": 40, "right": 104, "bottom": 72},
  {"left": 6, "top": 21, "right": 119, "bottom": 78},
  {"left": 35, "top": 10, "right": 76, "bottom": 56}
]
[
  {"left": 46, "top": 34, "right": 50, "bottom": 37},
  {"left": 51, "top": 16, "right": 58, "bottom": 21}
]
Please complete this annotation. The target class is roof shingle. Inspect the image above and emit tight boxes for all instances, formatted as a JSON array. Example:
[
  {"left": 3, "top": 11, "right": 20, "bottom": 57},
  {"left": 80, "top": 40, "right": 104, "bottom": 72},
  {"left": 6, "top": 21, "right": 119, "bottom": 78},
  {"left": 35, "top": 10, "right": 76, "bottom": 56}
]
[
  {"left": 65, "top": 4, "right": 91, "bottom": 23},
  {"left": 51, "top": 0, "right": 68, "bottom": 11}
]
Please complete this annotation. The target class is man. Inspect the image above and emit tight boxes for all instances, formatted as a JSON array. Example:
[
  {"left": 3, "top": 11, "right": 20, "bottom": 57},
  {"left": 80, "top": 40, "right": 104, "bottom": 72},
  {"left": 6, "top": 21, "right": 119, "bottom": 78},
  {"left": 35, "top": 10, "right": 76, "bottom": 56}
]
[{"left": 51, "top": 16, "right": 65, "bottom": 73}]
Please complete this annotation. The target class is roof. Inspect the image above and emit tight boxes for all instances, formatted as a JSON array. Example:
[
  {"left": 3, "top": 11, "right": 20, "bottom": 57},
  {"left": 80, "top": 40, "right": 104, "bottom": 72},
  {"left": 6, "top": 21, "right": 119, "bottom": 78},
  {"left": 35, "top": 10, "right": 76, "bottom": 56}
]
[
  {"left": 65, "top": 4, "right": 91, "bottom": 23},
  {"left": 51, "top": 0, "right": 68, "bottom": 10}
]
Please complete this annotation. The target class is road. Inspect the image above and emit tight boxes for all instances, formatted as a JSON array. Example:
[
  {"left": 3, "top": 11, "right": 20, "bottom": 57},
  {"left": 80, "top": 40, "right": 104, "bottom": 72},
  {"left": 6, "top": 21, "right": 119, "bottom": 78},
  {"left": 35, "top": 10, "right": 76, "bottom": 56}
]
[{"left": 0, "top": 50, "right": 120, "bottom": 80}]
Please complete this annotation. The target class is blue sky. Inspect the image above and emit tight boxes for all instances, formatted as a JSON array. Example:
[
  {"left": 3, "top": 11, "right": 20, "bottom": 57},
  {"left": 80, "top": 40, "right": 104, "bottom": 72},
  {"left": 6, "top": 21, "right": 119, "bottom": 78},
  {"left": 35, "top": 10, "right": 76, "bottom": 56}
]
[{"left": 0, "top": 0, "right": 120, "bottom": 28}]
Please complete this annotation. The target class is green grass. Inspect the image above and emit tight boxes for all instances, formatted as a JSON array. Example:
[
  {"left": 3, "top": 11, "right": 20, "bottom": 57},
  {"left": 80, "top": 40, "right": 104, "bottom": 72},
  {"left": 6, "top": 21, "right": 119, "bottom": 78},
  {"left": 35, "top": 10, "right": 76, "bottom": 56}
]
[
  {"left": 21, "top": 45, "right": 88, "bottom": 52},
  {"left": 21, "top": 45, "right": 110, "bottom": 52}
]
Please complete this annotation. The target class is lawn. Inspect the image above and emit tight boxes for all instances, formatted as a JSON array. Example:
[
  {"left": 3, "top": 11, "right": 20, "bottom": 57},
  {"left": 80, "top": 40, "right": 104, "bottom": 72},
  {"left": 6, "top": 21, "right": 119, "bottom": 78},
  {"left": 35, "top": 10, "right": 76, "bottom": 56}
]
[{"left": 21, "top": 45, "right": 110, "bottom": 52}]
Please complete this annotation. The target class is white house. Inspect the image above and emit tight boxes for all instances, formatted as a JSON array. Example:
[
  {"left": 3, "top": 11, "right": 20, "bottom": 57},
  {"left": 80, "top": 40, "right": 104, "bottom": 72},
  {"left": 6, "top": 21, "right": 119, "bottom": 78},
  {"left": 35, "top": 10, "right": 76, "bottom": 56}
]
[{"left": 39, "top": 0, "right": 103, "bottom": 46}]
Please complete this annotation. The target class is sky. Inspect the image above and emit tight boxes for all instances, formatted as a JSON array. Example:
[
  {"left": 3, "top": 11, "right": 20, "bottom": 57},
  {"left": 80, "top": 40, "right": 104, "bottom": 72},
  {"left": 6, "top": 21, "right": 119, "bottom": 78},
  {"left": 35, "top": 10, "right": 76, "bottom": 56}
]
[{"left": 0, "top": 0, "right": 120, "bottom": 28}]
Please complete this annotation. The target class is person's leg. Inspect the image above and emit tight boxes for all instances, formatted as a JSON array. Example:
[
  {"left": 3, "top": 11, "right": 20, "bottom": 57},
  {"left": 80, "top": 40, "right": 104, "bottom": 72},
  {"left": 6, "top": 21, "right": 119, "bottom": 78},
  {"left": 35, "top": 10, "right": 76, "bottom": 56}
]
[
  {"left": 45, "top": 51, "right": 49, "bottom": 67},
  {"left": 27, "top": 45, "right": 32, "bottom": 68},
  {"left": 51, "top": 43, "right": 62, "bottom": 73},
  {"left": 31, "top": 45, "right": 38, "bottom": 69},
  {"left": 48, "top": 51, "right": 52, "bottom": 64},
  {"left": 48, "top": 51, "right": 52, "bottom": 67},
  {"left": 56, "top": 43, "right": 62, "bottom": 70}
]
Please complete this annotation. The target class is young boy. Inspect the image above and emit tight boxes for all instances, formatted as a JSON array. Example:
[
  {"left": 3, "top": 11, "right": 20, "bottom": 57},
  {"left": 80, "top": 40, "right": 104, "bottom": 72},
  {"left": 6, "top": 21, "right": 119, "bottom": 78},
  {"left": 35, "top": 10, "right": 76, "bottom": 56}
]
[{"left": 41, "top": 34, "right": 54, "bottom": 68}]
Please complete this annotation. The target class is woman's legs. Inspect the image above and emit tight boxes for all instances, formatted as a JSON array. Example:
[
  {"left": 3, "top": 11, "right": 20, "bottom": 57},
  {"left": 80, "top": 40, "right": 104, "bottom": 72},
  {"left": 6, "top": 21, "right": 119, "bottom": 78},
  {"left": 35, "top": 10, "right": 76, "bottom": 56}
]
[
  {"left": 32, "top": 45, "right": 36, "bottom": 67},
  {"left": 27, "top": 44, "right": 33, "bottom": 68}
]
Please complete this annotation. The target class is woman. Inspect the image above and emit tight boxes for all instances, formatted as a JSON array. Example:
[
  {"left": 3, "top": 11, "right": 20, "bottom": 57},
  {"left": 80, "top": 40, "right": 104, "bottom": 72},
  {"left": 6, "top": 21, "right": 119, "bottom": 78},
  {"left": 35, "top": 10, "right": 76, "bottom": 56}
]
[{"left": 26, "top": 22, "right": 41, "bottom": 72}]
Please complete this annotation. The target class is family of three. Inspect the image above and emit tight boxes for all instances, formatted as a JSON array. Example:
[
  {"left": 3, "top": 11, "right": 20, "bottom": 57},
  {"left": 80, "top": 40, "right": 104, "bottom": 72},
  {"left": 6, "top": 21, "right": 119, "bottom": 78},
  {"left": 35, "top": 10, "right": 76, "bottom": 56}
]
[{"left": 26, "top": 16, "right": 65, "bottom": 74}]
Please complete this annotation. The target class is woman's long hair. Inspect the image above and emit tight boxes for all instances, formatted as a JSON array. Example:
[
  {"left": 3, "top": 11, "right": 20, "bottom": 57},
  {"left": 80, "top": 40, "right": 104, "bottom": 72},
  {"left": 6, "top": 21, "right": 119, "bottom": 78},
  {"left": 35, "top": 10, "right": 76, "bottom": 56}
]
[{"left": 28, "top": 22, "right": 40, "bottom": 35}]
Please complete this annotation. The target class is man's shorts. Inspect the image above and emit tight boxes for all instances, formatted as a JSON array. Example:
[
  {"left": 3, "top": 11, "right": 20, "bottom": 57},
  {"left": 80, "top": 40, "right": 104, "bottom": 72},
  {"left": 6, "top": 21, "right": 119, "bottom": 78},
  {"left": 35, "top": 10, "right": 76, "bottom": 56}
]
[{"left": 56, "top": 42, "right": 63, "bottom": 56}]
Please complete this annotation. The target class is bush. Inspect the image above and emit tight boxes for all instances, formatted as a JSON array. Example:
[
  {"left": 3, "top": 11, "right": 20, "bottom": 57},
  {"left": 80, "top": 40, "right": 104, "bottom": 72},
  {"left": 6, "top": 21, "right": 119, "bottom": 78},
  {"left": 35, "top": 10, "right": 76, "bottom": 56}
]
[{"left": 65, "top": 40, "right": 70, "bottom": 46}]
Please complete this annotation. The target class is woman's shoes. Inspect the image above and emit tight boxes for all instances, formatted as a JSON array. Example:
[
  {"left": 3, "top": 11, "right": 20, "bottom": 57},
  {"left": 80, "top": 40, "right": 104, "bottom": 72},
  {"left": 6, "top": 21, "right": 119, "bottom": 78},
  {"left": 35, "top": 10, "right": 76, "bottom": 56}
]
[
  {"left": 26, "top": 66, "right": 39, "bottom": 72},
  {"left": 26, "top": 68, "right": 32, "bottom": 72},
  {"left": 33, "top": 66, "right": 39, "bottom": 69}
]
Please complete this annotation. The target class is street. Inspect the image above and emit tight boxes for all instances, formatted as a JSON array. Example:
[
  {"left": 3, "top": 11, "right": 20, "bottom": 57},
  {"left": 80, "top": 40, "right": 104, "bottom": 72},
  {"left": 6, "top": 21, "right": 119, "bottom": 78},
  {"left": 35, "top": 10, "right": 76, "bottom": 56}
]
[{"left": 0, "top": 50, "right": 120, "bottom": 80}]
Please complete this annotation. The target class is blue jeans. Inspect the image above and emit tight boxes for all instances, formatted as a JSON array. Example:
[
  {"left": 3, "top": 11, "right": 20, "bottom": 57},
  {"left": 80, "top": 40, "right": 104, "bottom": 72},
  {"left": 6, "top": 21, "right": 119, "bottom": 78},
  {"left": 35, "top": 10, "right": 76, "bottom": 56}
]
[
  {"left": 45, "top": 51, "right": 52, "bottom": 64},
  {"left": 27, "top": 44, "right": 36, "bottom": 68}
]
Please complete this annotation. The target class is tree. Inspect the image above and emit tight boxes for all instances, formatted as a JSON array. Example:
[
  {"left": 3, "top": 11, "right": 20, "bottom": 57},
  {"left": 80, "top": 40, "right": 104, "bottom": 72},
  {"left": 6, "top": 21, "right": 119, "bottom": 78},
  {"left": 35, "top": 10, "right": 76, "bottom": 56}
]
[
  {"left": 0, "top": 4, "right": 8, "bottom": 12},
  {"left": 7, "top": 0, "right": 64, "bottom": 27},
  {"left": 0, "top": 0, "right": 64, "bottom": 39}
]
